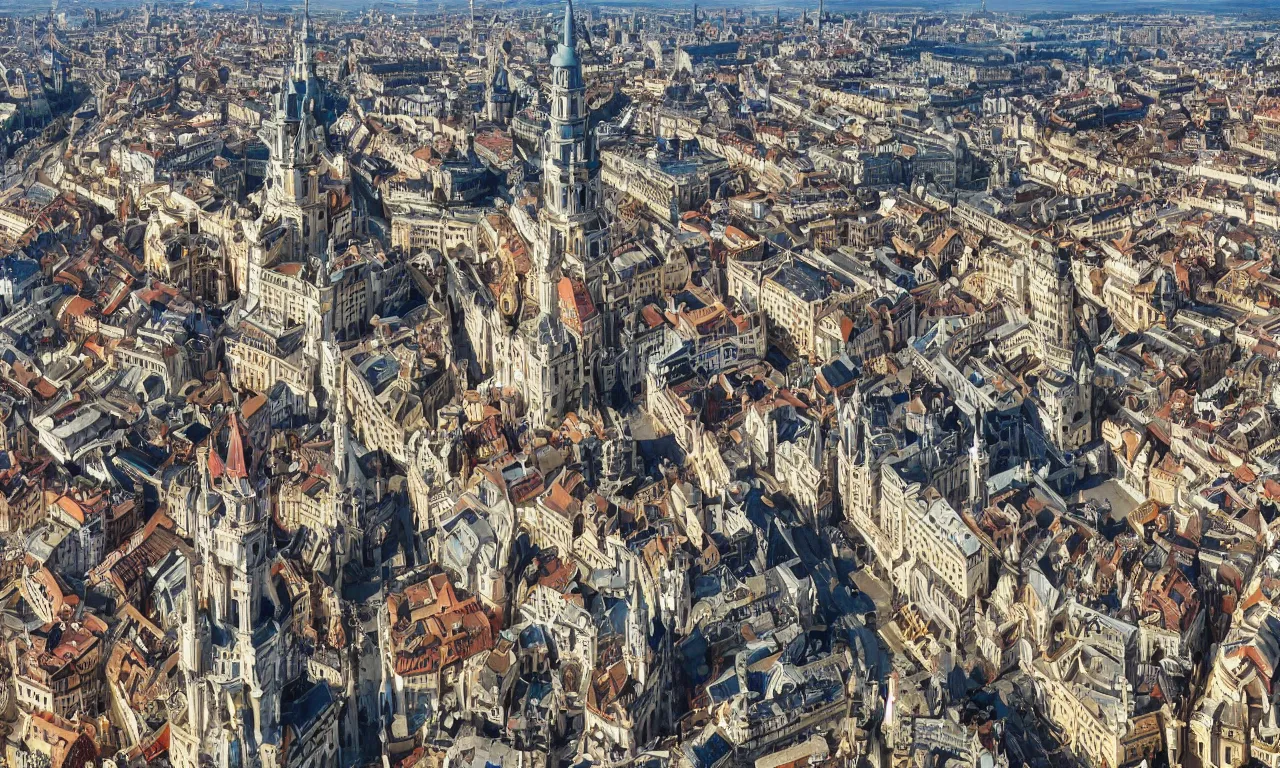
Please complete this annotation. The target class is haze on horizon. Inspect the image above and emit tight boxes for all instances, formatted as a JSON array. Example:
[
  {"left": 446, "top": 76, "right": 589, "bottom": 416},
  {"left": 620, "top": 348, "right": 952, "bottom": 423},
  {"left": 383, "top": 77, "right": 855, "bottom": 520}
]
[{"left": 2, "top": 0, "right": 1277, "bottom": 15}]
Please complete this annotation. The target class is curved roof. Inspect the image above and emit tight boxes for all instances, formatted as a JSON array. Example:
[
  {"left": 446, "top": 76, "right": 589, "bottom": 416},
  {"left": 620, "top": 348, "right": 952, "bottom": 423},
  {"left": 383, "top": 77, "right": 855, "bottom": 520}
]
[{"left": 550, "top": 0, "right": 580, "bottom": 69}]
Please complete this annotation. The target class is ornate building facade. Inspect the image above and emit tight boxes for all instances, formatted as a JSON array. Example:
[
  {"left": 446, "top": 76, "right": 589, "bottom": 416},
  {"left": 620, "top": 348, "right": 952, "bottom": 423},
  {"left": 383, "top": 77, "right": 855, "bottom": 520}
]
[{"left": 452, "top": 1, "right": 604, "bottom": 427}]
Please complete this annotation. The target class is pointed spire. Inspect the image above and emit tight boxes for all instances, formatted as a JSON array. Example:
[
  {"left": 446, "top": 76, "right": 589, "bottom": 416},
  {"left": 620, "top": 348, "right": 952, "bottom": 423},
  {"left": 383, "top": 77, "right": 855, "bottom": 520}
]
[
  {"left": 225, "top": 413, "right": 248, "bottom": 481},
  {"left": 562, "top": 0, "right": 575, "bottom": 50},
  {"left": 551, "top": 0, "right": 580, "bottom": 69},
  {"left": 297, "top": 0, "right": 314, "bottom": 61},
  {"left": 208, "top": 441, "right": 226, "bottom": 480}
]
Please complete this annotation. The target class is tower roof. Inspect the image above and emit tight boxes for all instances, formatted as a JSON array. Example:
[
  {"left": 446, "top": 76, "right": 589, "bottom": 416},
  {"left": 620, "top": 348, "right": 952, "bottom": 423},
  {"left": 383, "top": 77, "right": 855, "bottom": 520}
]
[
  {"left": 491, "top": 60, "right": 509, "bottom": 91},
  {"left": 208, "top": 440, "right": 226, "bottom": 479},
  {"left": 562, "top": 0, "right": 575, "bottom": 49},
  {"left": 550, "top": 0, "right": 579, "bottom": 69},
  {"left": 225, "top": 412, "right": 248, "bottom": 481}
]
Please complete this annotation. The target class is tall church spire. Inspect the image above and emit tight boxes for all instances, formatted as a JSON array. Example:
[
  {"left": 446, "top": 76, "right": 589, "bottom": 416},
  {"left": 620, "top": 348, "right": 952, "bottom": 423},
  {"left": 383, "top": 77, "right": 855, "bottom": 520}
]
[
  {"left": 552, "top": 0, "right": 579, "bottom": 69},
  {"left": 538, "top": 0, "right": 608, "bottom": 308},
  {"left": 545, "top": 0, "right": 590, "bottom": 211},
  {"left": 968, "top": 410, "right": 988, "bottom": 512},
  {"left": 563, "top": 0, "right": 575, "bottom": 50},
  {"left": 258, "top": 0, "right": 329, "bottom": 266},
  {"left": 518, "top": 0, "right": 607, "bottom": 428},
  {"left": 295, "top": 0, "right": 315, "bottom": 80}
]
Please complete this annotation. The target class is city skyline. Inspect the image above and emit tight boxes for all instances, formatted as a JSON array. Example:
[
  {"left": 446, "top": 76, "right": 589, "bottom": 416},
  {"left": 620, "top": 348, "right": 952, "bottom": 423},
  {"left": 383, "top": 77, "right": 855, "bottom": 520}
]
[{"left": 1, "top": 4, "right": 1279, "bottom": 768}]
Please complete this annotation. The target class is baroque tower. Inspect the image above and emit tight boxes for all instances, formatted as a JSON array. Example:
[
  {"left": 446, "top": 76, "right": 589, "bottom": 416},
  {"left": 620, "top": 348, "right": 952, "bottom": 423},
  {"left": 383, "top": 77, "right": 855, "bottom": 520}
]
[
  {"left": 257, "top": 0, "right": 329, "bottom": 269},
  {"left": 968, "top": 410, "right": 989, "bottom": 513},
  {"left": 539, "top": 0, "right": 608, "bottom": 305},
  {"left": 510, "top": 0, "right": 606, "bottom": 428},
  {"left": 485, "top": 53, "right": 515, "bottom": 126},
  {"left": 172, "top": 410, "right": 284, "bottom": 768},
  {"left": 1029, "top": 243, "right": 1075, "bottom": 371}
]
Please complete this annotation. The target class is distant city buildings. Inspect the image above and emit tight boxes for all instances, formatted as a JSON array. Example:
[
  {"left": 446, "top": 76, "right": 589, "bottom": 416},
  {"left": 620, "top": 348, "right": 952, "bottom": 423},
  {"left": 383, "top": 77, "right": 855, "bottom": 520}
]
[{"left": 1, "top": 4, "right": 1280, "bottom": 768}]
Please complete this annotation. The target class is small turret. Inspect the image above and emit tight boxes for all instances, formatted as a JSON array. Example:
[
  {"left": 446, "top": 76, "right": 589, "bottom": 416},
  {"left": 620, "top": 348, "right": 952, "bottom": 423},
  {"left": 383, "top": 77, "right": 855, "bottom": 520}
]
[{"left": 968, "top": 411, "right": 988, "bottom": 513}]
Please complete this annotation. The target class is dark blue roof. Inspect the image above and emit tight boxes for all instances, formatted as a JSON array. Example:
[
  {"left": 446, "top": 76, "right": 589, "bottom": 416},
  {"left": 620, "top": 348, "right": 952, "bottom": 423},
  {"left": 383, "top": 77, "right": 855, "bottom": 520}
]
[
  {"left": 601, "top": 598, "right": 629, "bottom": 636},
  {"left": 0, "top": 256, "right": 39, "bottom": 283},
  {"left": 283, "top": 680, "right": 335, "bottom": 736},
  {"left": 519, "top": 624, "right": 548, "bottom": 649},
  {"left": 707, "top": 675, "right": 740, "bottom": 702},
  {"left": 678, "top": 627, "right": 710, "bottom": 683},
  {"left": 673, "top": 290, "right": 706, "bottom": 311},
  {"left": 820, "top": 355, "right": 860, "bottom": 390},
  {"left": 693, "top": 574, "right": 721, "bottom": 600},
  {"left": 691, "top": 732, "right": 732, "bottom": 768}
]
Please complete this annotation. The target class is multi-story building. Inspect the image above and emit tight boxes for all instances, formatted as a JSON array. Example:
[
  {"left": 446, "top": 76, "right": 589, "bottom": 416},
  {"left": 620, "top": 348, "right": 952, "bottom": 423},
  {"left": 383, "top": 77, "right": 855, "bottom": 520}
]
[{"left": 759, "top": 257, "right": 854, "bottom": 359}]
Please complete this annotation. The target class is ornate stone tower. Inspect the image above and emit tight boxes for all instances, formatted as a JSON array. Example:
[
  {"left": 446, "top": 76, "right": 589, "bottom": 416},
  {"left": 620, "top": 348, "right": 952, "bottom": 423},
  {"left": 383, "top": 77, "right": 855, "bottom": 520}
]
[
  {"left": 539, "top": 0, "right": 608, "bottom": 305},
  {"left": 485, "top": 58, "right": 515, "bottom": 126},
  {"left": 1029, "top": 243, "right": 1075, "bottom": 371},
  {"left": 968, "top": 410, "right": 989, "bottom": 513},
  {"left": 183, "top": 411, "right": 283, "bottom": 768},
  {"left": 258, "top": 0, "right": 329, "bottom": 266}
]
